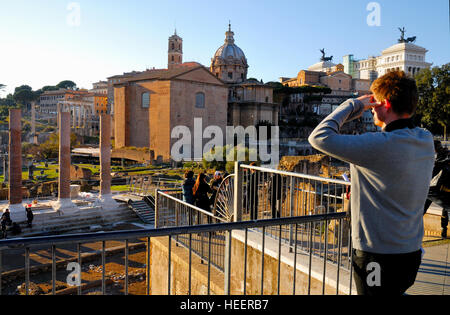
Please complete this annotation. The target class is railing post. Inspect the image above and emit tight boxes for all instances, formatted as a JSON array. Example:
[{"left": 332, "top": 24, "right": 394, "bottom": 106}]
[
  {"left": 233, "top": 162, "right": 243, "bottom": 222},
  {"left": 289, "top": 176, "right": 295, "bottom": 252},
  {"left": 154, "top": 189, "right": 160, "bottom": 229},
  {"left": 224, "top": 229, "right": 232, "bottom": 295},
  {"left": 224, "top": 162, "right": 243, "bottom": 294}
]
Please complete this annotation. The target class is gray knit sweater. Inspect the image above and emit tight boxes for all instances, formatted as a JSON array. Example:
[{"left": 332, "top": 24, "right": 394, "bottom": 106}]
[{"left": 309, "top": 99, "right": 435, "bottom": 254}]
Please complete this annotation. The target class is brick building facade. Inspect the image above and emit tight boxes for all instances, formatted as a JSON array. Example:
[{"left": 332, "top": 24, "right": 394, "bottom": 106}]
[{"left": 114, "top": 64, "right": 228, "bottom": 161}]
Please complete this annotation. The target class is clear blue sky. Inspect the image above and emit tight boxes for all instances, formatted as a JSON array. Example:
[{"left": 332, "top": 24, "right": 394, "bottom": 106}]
[{"left": 0, "top": 0, "right": 449, "bottom": 97}]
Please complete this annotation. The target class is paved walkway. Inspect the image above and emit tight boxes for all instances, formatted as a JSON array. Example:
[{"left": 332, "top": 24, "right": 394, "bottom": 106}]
[{"left": 407, "top": 241, "right": 450, "bottom": 295}]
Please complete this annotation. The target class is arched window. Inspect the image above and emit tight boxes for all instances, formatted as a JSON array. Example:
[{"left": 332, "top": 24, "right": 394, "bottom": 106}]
[
  {"left": 195, "top": 92, "right": 205, "bottom": 108},
  {"left": 142, "top": 92, "right": 150, "bottom": 108}
]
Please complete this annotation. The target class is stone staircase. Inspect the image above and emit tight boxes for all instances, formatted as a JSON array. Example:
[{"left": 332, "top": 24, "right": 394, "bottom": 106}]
[
  {"left": 17, "top": 202, "right": 141, "bottom": 237},
  {"left": 127, "top": 199, "right": 155, "bottom": 225}
]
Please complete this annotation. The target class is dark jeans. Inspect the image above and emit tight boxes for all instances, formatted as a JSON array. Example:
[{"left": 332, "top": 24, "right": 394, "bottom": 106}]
[{"left": 352, "top": 249, "right": 422, "bottom": 296}]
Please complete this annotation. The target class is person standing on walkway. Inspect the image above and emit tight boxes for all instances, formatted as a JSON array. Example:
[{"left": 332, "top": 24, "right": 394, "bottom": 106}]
[
  {"left": 193, "top": 173, "right": 213, "bottom": 224},
  {"left": 309, "top": 71, "right": 435, "bottom": 295},
  {"left": 1, "top": 209, "right": 12, "bottom": 227},
  {"left": 246, "top": 163, "right": 260, "bottom": 220},
  {"left": 1, "top": 216, "right": 7, "bottom": 239},
  {"left": 209, "top": 171, "right": 223, "bottom": 206},
  {"left": 26, "top": 206, "right": 34, "bottom": 228},
  {"left": 182, "top": 171, "right": 196, "bottom": 205},
  {"left": 268, "top": 173, "right": 283, "bottom": 219},
  {"left": 424, "top": 140, "right": 450, "bottom": 238}
]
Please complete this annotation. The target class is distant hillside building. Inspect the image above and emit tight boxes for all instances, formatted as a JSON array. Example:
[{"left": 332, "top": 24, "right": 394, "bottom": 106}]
[
  {"left": 279, "top": 68, "right": 371, "bottom": 116},
  {"left": 90, "top": 81, "right": 108, "bottom": 95},
  {"left": 343, "top": 42, "right": 432, "bottom": 81},
  {"left": 38, "top": 88, "right": 101, "bottom": 136}
]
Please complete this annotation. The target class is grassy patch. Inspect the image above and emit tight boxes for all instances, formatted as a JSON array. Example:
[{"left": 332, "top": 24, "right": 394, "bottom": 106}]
[{"left": 111, "top": 185, "right": 130, "bottom": 192}]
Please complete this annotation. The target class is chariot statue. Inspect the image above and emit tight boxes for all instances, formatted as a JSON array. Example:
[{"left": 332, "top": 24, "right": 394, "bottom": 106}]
[
  {"left": 320, "top": 49, "right": 333, "bottom": 62},
  {"left": 398, "top": 27, "right": 417, "bottom": 43}
]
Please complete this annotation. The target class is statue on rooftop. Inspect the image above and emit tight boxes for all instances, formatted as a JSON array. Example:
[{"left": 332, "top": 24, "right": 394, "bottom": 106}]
[
  {"left": 398, "top": 27, "right": 417, "bottom": 43},
  {"left": 320, "top": 49, "right": 333, "bottom": 62},
  {"left": 398, "top": 27, "right": 406, "bottom": 43}
]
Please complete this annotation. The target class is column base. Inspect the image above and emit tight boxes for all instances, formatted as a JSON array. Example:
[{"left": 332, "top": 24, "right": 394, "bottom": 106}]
[
  {"left": 96, "top": 194, "right": 120, "bottom": 210},
  {"left": 7, "top": 204, "right": 27, "bottom": 223},
  {"left": 52, "top": 198, "right": 79, "bottom": 215}
]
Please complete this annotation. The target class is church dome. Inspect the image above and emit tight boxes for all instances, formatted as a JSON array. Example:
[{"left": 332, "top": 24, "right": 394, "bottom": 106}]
[
  {"left": 214, "top": 43, "right": 246, "bottom": 60},
  {"left": 213, "top": 24, "right": 247, "bottom": 62},
  {"left": 211, "top": 24, "right": 249, "bottom": 83}
]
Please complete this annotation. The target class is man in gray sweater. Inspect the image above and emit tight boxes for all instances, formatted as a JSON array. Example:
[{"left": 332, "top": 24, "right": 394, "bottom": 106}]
[{"left": 309, "top": 71, "right": 435, "bottom": 295}]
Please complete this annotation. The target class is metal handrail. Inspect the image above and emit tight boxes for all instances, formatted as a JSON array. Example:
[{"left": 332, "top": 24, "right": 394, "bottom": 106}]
[
  {"left": 157, "top": 190, "right": 226, "bottom": 223},
  {"left": 0, "top": 213, "right": 347, "bottom": 249},
  {"left": 240, "top": 164, "right": 350, "bottom": 186}
]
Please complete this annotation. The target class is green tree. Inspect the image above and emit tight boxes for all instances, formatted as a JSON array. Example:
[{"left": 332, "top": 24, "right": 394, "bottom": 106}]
[
  {"left": 415, "top": 63, "right": 450, "bottom": 136},
  {"left": 13, "top": 85, "right": 36, "bottom": 108},
  {"left": 56, "top": 80, "right": 77, "bottom": 90},
  {"left": 33, "top": 132, "right": 81, "bottom": 160},
  {"left": 42, "top": 85, "right": 59, "bottom": 92},
  {"left": 203, "top": 145, "right": 259, "bottom": 173},
  {"left": 0, "top": 84, "right": 5, "bottom": 91},
  {"left": 0, "top": 93, "right": 15, "bottom": 106}
]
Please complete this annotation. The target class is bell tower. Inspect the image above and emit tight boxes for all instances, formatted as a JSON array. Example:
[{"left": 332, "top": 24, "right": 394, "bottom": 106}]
[{"left": 168, "top": 30, "right": 183, "bottom": 69}]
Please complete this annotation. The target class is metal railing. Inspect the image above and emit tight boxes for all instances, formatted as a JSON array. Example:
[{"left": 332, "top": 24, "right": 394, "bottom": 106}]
[
  {"left": 0, "top": 213, "right": 351, "bottom": 296},
  {"left": 0, "top": 163, "right": 353, "bottom": 295},
  {"left": 237, "top": 163, "right": 352, "bottom": 270},
  {"left": 127, "top": 175, "right": 181, "bottom": 196},
  {"left": 156, "top": 190, "right": 228, "bottom": 271}
]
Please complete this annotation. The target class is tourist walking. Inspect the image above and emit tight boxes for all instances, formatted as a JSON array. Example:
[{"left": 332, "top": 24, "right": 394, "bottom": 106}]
[
  {"left": 193, "top": 173, "right": 213, "bottom": 224},
  {"left": 209, "top": 171, "right": 223, "bottom": 206},
  {"left": 268, "top": 173, "right": 283, "bottom": 219},
  {"left": 424, "top": 140, "right": 450, "bottom": 238},
  {"left": 1, "top": 217, "right": 7, "bottom": 239},
  {"left": 247, "top": 163, "right": 259, "bottom": 220},
  {"left": 182, "top": 171, "right": 195, "bottom": 205},
  {"left": 26, "top": 206, "right": 34, "bottom": 228},
  {"left": 1, "top": 209, "right": 12, "bottom": 227},
  {"left": 309, "top": 71, "right": 435, "bottom": 295}
]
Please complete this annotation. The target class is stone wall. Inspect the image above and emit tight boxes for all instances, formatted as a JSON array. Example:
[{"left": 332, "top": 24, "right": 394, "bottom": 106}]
[
  {"left": 111, "top": 148, "right": 154, "bottom": 164},
  {"left": 148, "top": 237, "right": 225, "bottom": 295},
  {"left": 147, "top": 232, "right": 353, "bottom": 295},
  {"left": 114, "top": 86, "right": 129, "bottom": 148},
  {"left": 70, "top": 165, "right": 92, "bottom": 180},
  {"left": 114, "top": 68, "right": 228, "bottom": 162},
  {"left": 278, "top": 155, "right": 330, "bottom": 177}
]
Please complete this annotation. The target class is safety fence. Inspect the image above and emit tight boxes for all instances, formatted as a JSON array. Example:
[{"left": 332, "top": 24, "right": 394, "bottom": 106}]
[{"left": 0, "top": 213, "right": 351, "bottom": 295}]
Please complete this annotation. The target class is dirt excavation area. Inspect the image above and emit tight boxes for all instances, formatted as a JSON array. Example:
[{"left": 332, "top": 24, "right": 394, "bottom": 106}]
[{"left": 1, "top": 224, "right": 151, "bottom": 295}]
